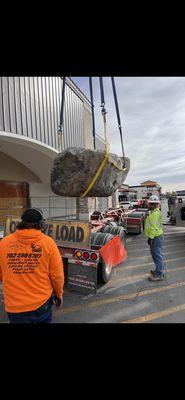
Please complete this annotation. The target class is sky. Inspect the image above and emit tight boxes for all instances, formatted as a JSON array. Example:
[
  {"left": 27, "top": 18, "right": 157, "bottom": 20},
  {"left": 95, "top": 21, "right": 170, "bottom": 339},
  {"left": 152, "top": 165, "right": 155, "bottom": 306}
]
[{"left": 71, "top": 77, "right": 185, "bottom": 194}]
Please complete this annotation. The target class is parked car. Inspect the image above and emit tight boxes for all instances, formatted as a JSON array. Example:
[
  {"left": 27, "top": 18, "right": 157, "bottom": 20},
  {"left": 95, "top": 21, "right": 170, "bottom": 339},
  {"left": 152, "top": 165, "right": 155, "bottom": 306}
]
[
  {"left": 130, "top": 201, "right": 139, "bottom": 209},
  {"left": 119, "top": 201, "right": 132, "bottom": 210}
]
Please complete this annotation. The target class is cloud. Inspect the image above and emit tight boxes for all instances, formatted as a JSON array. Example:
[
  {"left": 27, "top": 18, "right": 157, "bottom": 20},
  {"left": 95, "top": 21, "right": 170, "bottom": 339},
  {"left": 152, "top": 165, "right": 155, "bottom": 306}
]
[{"left": 71, "top": 77, "right": 185, "bottom": 192}]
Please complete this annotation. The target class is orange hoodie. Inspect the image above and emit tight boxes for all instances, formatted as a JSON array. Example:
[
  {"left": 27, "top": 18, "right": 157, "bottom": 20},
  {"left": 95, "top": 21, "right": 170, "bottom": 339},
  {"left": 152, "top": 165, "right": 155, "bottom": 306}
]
[{"left": 0, "top": 229, "right": 64, "bottom": 313}]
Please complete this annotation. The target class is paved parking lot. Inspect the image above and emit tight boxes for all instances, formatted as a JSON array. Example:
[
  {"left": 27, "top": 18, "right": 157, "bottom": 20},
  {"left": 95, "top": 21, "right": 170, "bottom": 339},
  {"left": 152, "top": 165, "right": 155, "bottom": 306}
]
[
  {"left": 50, "top": 224, "right": 185, "bottom": 323},
  {"left": 1, "top": 199, "right": 185, "bottom": 323}
]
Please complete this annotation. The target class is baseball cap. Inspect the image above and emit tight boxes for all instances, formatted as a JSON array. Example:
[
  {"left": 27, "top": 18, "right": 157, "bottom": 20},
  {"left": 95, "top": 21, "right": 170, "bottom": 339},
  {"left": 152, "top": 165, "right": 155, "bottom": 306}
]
[{"left": 21, "top": 208, "right": 43, "bottom": 223}]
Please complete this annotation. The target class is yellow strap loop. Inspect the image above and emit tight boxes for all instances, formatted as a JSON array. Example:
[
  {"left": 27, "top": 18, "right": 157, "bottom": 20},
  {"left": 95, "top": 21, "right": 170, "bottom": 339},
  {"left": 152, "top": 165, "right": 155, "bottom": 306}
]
[
  {"left": 81, "top": 113, "right": 127, "bottom": 198},
  {"left": 108, "top": 159, "right": 127, "bottom": 172}
]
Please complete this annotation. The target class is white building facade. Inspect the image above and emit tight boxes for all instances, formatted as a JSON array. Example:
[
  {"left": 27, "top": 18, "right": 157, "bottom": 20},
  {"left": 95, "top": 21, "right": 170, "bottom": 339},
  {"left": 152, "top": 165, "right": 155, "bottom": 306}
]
[{"left": 0, "top": 77, "right": 115, "bottom": 228}]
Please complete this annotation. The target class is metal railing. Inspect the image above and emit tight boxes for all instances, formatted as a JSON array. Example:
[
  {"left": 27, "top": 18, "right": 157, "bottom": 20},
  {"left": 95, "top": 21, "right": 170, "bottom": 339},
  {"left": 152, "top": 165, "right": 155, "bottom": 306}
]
[
  {"left": 28, "top": 196, "right": 76, "bottom": 218},
  {"left": 0, "top": 195, "right": 114, "bottom": 229}
]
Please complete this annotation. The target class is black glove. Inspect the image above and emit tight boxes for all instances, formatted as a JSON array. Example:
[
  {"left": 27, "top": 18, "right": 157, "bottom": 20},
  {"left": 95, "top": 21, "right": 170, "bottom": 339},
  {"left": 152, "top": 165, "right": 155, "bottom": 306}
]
[
  {"left": 52, "top": 294, "right": 63, "bottom": 308},
  {"left": 147, "top": 238, "right": 151, "bottom": 245}
]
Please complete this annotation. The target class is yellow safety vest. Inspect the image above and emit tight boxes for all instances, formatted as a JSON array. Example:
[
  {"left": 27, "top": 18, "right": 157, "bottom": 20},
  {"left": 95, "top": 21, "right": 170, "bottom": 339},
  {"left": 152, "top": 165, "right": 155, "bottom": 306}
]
[{"left": 144, "top": 208, "right": 163, "bottom": 239}]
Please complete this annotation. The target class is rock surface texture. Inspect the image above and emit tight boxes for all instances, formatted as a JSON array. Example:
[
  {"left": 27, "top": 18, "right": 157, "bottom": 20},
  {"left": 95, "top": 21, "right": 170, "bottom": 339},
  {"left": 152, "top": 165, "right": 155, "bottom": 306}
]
[{"left": 51, "top": 147, "right": 130, "bottom": 197}]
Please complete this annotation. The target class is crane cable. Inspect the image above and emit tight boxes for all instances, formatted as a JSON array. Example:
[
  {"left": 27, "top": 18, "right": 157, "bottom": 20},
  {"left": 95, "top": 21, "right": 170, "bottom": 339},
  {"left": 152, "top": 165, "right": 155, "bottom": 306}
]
[
  {"left": 58, "top": 77, "right": 66, "bottom": 135},
  {"left": 89, "top": 77, "right": 96, "bottom": 150},
  {"left": 111, "top": 77, "right": 125, "bottom": 165},
  {"left": 99, "top": 77, "right": 127, "bottom": 171},
  {"left": 81, "top": 77, "right": 127, "bottom": 198}
]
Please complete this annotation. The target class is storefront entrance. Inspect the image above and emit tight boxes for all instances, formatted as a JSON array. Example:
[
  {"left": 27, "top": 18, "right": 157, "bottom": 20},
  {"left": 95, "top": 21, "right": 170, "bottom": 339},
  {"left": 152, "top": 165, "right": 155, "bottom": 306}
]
[{"left": 0, "top": 181, "right": 30, "bottom": 230}]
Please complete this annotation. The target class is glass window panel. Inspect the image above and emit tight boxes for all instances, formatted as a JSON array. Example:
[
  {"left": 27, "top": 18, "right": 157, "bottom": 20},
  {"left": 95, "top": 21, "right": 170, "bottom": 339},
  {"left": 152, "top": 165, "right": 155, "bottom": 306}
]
[
  {"left": 33, "top": 77, "right": 41, "bottom": 141},
  {"left": 52, "top": 77, "right": 57, "bottom": 150},
  {"left": 2, "top": 77, "right": 10, "bottom": 132},
  {"left": 42, "top": 77, "right": 49, "bottom": 145},
  {"left": 20, "top": 77, "right": 28, "bottom": 136},
  {"left": 8, "top": 77, "right": 17, "bottom": 134},
  {"left": 45, "top": 77, "right": 52, "bottom": 147},
  {"left": 0, "top": 77, "right": 5, "bottom": 131},
  {"left": 24, "top": 77, "right": 33, "bottom": 138},
  {"left": 29, "top": 77, "right": 37, "bottom": 140},
  {"left": 48, "top": 77, "right": 54, "bottom": 148},
  {"left": 14, "top": 77, "right": 23, "bottom": 134},
  {"left": 37, "top": 77, "right": 45, "bottom": 143},
  {"left": 73, "top": 92, "right": 78, "bottom": 147}
]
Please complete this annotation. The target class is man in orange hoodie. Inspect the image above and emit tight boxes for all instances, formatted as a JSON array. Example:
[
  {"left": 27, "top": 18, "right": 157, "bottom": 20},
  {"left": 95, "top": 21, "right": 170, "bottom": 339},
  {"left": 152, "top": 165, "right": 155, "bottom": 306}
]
[{"left": 0, "top": 208, "right": 64, "bottom": 323}]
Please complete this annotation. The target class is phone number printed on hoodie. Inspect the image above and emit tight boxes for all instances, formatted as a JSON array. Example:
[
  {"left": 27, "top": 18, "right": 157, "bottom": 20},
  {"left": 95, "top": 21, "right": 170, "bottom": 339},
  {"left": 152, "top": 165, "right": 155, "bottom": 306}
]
[{"left": 7, "top": 252, "right": 42, "bottom": 274}]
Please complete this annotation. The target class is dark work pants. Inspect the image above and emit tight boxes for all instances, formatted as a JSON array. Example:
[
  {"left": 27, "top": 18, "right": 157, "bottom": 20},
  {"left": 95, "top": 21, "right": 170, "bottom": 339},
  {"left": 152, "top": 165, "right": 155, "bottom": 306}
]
[{"left": 7, "top": 297, "right": 53, "bottom": 324}]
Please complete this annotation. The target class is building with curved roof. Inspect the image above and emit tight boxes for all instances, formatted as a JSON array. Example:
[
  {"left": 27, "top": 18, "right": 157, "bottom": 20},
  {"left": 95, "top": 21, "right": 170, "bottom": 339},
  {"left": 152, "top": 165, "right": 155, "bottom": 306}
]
[{"left": 0, "top": 77, "right": 94, "bottom": 226}]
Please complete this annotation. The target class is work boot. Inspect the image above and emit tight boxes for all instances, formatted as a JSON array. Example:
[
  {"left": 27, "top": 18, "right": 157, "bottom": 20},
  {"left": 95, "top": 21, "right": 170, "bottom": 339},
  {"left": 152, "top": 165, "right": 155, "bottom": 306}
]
[
  {"left": 148, "top": 274, "right": 164, "bottom": 281},
  {"left": 150, "top": 270, "right": 165, "bottom": 277}
]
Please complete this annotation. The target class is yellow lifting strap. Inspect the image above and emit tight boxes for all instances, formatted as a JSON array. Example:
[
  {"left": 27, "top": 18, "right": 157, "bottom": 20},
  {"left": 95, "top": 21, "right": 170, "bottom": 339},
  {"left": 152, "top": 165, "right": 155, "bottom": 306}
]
[{"left": 81, "top": 114, "right": 127, "bottom": 198}]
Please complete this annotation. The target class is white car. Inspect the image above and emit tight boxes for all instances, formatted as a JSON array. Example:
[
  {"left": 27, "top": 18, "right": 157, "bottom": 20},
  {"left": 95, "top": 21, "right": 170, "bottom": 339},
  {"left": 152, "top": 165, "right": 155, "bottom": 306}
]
[
  {"left": 130, "top": 201, "right": 139, "bottom": 209},
  {"left": 119, "top": 201, "right": 132, "bottom": 210}
]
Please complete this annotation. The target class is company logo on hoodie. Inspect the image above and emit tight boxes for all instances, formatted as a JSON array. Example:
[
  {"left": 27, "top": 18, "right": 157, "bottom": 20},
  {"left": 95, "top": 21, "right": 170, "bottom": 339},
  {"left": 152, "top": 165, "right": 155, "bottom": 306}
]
[{"left": 31, "top": 243, "right": 42, "bottom": 253}]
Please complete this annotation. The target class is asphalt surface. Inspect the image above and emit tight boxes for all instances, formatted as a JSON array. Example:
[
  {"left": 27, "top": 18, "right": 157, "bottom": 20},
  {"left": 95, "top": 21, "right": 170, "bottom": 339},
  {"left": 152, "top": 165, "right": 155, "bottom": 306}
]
[{"left": 2, "top": 199, "right": 185, "bottom": 323}]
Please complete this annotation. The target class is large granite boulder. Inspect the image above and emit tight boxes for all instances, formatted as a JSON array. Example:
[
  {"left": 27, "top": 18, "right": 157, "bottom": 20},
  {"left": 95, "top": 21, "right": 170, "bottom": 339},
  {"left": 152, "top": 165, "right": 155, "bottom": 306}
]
[{"left": 51, "top": 147, "right": 130, "bottom": 197}]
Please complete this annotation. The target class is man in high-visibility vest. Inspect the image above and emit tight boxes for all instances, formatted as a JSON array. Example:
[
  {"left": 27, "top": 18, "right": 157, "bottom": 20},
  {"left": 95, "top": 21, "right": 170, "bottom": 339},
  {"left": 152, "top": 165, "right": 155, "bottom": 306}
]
[{"left": 144, "top": 195, "right": 164, "bottom": 281}]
